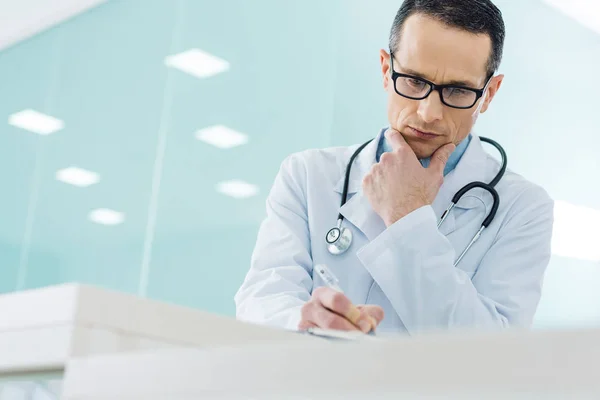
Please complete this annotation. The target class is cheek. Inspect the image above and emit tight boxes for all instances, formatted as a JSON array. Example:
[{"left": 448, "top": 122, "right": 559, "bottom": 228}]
[
  {"left": 387, "top": 94, "right": 415, "bottom": 126},
  {"left": 451, "top": 112, "right": 477, "bottom": 141}
]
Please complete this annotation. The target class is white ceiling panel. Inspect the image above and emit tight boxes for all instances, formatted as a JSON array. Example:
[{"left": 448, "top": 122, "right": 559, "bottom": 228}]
[
  {"left": 542, "top": 0, "right": 600, "bottom": 35},
  {"left": 0, "top": 0, "right": 106, "bottom": 51}
]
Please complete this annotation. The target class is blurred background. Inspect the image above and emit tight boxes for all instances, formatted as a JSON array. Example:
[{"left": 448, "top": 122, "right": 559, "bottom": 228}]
[{"left": 0, "top": 0, "right": 598, "bottom": 329}]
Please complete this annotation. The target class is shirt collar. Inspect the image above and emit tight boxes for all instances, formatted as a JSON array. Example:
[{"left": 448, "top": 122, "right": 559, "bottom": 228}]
[{"left": 376, "top": 128, "right": 471, "bottom": 176}]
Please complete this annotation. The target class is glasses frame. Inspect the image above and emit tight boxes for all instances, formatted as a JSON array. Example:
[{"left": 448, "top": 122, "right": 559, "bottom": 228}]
[{"left": 389, "top": 52, "right": 494, "bottom": 110}]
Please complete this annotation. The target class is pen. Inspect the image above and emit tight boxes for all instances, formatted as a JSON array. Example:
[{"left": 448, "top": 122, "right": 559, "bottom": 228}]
[
  {"left": 314, "top": 264, "right": 344, "bottom": 293},
  {"left": 314, "top": 264, "right": 376, "bottom": 335}
]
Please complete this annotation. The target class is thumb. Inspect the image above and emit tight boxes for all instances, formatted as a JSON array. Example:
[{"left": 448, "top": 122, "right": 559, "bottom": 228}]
[
  {"left": 357, "top": 305, "right": 384, "bottom": 323},
  {"left": 384, "top": 128, "right": 407, "bottom": 151},
  {"left": 356, "top": 305, "right": 385, "bottom": 330},
  {"left": 429, "top": 143, "right": 456, "bottom": 175}
]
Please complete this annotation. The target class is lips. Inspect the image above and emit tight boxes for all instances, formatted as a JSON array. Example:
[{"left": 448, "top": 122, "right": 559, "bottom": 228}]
[{"left": 408, "top": 126, "right": 439, "bottom": 140}]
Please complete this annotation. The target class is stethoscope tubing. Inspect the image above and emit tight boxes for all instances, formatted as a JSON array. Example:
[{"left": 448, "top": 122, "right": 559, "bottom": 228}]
[{"left": 327, "top": 134, "right": 507, "bottom": 266}]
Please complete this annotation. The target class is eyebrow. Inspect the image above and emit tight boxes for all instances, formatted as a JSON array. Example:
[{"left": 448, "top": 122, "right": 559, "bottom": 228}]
[{"left": 397, "top": 63, "right": 478, "bottom": 88}]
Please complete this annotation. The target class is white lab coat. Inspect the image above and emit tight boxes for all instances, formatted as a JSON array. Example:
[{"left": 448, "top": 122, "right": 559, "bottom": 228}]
[{"left": 235, "top": 130, "right": 554, "bottom": 334}]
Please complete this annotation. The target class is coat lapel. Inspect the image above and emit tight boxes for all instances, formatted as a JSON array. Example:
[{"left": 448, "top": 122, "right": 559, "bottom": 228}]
[
  {"left": 333, "top": 131, "right": 385, "bottom": 241},
  {"left": 333, "top": 131, "right": 494, "bottom": 242}
]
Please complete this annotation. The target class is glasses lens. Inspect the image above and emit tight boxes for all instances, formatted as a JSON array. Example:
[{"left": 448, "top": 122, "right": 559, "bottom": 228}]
[
  {"left": 395, "top": 76, "right": 431, "bottom": 99},
  {"left": 441, "top": 87, "right": 478, "bottom": 108}
]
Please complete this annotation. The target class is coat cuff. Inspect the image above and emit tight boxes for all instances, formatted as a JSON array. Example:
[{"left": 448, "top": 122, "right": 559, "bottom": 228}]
[{"left": 357, "top": 205, "right": 441, "bottom": 263}]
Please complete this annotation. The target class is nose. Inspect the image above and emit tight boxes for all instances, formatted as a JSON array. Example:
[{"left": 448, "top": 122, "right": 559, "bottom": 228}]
[{"left": 417, "top": 90, "right": 444, "bottom": 124}]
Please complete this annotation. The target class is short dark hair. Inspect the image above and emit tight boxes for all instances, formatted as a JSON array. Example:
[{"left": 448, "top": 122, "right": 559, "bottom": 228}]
[{"left": 389, "top": 0, "right": 505, "bottom": 76}]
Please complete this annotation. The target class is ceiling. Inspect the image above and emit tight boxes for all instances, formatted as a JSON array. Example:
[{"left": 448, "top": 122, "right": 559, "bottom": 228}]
[
  {"left": 542, "top": 0, "right": 600, "bottom": 35},
  {"left": 0, "top": 0, "right": 105, "bottom": 51}
]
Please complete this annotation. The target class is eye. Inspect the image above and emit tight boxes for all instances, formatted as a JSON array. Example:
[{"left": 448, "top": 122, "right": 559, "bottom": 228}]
[
  {"left": 447, "top": 87, "right": 470, "bottom": 97},
  {"left": 406, "top": 78, "right": 425, "bottom": 89}
]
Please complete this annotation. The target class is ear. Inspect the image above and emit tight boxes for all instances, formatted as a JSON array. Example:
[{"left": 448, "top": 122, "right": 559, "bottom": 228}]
[
  {"left": 480, "top": 74, "right": 504, "bottom": 114},
  {"left": 380, "top": 49, "right": 391, "bottom": 90}
]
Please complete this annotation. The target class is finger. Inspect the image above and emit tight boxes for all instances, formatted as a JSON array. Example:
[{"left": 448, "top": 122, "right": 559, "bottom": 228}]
[
  {"left": 313, "top": 287, "right": 361, "bottom": 326},
  {"left": 353, "top": 310, "right": 377, "bottom": 333},
  {"left": 429, "top": 143, "right": 456, "bottom": 175},
  {"left": 314, "top": 288, "right": 372, "bottom": 332},
  {"left": 357, "top": 305, "right": 385, "bottom": 326},
  {"left": 298, "top": 320, "right": 318, "bottom": 330},
  {"left": 310, "top": 304, "right": 360, "bottom": 331},
  {"left": 384, "top": 128, "right": 407, "bottom": 151},
  {"left": 355, "top": 308, "right": 377, "bottom": 331}
]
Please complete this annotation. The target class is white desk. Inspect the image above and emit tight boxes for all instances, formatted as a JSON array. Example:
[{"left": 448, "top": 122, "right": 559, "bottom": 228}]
[
  {"left": 2, "top": 284, "right": 599, "bottom": 399},
  {"left": 62, "top": 328, "right": 600, "bottom": 399},
  {"left": 0, "top": 284, "right": 308, "bottom": 399}
]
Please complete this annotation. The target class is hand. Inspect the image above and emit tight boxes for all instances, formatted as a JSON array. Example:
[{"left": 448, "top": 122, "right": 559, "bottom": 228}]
[
  {"left": 356, "top": 305, "right": 385, "bottom": 326},
  {"left": 298, "top": 287, "right": 384, "bottom": 333},
  {"left": 362, "top": 129, "right": 456, "bottom": 226}
]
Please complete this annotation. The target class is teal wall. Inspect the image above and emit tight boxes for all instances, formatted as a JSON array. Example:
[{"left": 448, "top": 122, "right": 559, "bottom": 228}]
[{"left": 1, "top": 0, "right": 599, "bottom": 328}]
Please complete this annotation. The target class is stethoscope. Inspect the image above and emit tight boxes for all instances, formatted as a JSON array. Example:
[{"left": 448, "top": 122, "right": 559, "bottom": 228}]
[{"left": 325, "top": 136, "right": 507, "bottom": 267}]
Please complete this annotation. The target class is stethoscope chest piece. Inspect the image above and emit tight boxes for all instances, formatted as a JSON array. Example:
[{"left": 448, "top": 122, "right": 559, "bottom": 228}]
[{"left": 326, "top": 224, "right": 353, "bottom": 256}]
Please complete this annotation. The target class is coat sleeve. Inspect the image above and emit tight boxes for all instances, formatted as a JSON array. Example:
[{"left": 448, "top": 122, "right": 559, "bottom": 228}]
[
  {"left": 234, "top": 153, "right": 313, "bottom": 330},
  {"left": 356, "top": 186, "right": 554, "bottom": 334}
]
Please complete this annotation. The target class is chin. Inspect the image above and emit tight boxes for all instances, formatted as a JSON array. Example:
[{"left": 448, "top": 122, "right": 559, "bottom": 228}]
[{"left": 404, "top": 138, "right": 437, "bottom": 159}]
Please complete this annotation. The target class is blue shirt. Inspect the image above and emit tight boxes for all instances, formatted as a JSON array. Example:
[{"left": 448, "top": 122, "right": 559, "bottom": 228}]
[{"left": 376, "top": 130, "right": 471, "bottom": 176}]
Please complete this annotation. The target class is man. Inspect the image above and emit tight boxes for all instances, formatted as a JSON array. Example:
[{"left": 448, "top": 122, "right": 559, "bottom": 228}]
[{"left": 235, "top": 0, "right": 554, "bottom": 334}]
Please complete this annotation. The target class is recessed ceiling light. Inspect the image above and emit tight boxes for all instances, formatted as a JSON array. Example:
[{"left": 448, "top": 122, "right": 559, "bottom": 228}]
[
  {"left": 216, "top": 180, "right": 259, "bottom": 199},
  {"left": 88, "top": 209, "right": 125, "bottom": 226},
  {"left": 8, "top": 109, "right": 65, "bottom": 135},
  {"left": 56, "top": 167, "right": 100, "bottom": 187},
  {"left": 542, "top": 0, "right": 600, "bottom": 35},
  {"left": 552, "top": 200, "right": 600, "bottom": 262},
  {"left": 196, "top": 125, "right": 248, "bottom": 149},
  {"left": 165, "top": 48, "right": 230, "bottom": 79}
]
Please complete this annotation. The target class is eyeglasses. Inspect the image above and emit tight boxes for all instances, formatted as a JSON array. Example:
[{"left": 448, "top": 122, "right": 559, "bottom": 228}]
[{"left": 389, "top": 52, "right": 493, "bottom": 109}]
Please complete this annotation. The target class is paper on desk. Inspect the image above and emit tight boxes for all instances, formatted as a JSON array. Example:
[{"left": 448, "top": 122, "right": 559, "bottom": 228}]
[{"left": 302, "top": 328, "right": 380, "bottom": 341}]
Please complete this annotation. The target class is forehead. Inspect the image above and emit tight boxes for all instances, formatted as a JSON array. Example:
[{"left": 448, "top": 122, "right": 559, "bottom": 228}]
[{"left": 395, "top": 14, "right": 492, "bottom": 86}]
